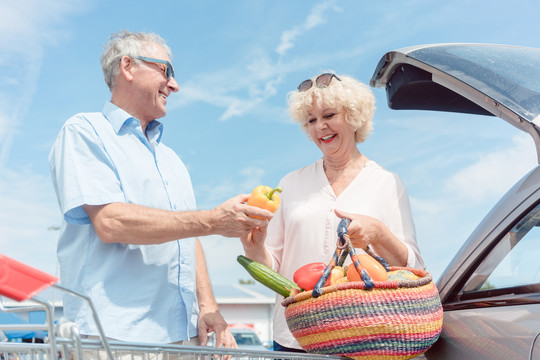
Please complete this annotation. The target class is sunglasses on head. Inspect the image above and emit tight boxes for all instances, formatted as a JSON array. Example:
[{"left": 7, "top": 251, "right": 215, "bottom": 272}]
[
  {"left": 297, "top": 73, "right": 341, "bottom": 92},
  {"left": 137, "top": 56, "right": 175, "bottom": 80}
]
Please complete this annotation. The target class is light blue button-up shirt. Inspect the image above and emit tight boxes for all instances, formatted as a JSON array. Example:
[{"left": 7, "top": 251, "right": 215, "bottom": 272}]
[{"left": 48, "top": 101, "right": 198, "bottom": 343}]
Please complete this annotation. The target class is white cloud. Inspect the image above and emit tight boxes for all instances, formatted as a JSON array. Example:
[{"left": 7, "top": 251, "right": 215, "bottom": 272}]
[
  {"left": 276, "top": 29, "right": 300, "bottom": 57},
  {"left": 275, "top": 0, "right": 342, "bottom": 57},
  {"left": 194, "top": 166, "right": 266, "bottom": 209},
  {"left": 0, "top": 112, "right": 11, "bottom": 165},
  {"left": 0, "top": 167, "right": 61, "bottom": 275},
  {"left": 409, "top": 133, "right": 538, "bottom": 280},
  {"left": 169, "top": 67, "right": 277, "bottom": 121},
  {"left": 0, "top": 0, "right": 89, "bottom": 274},
  {"left": 0, "top": 0, "right": 88, "bottom": 167},
  {"left": 168, "top": 0, "right": 343, "bottom": 123},
  {"left": 219, "top": 98, "right": 258, "bottom": 122},
  {"left": 446, "top": 134, "right": 536, "bottom": 203},
  {"left": 239, "top": 167, "right": 266, "bottom": 190}
]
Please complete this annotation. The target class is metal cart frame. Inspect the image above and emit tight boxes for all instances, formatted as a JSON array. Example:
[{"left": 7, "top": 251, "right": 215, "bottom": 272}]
[{"left": 0, "top": 255, "right": 343, "bottom": 360}]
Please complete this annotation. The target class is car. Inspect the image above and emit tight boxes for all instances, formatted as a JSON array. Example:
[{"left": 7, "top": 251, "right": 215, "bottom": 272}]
[
  {"left": 370, "top": 43, "right": 540, "bottom": 359},
  {"left": 230, "top": 328, "right": 270, "bottom": 351},
  {"left": 207, "top": 327, "right": 271, "bottom": 352}
]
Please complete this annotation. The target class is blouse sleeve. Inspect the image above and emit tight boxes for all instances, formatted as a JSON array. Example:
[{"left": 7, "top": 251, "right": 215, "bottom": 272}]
[{"left": 390, "top": 174, "right": 425, "bottom": 269}]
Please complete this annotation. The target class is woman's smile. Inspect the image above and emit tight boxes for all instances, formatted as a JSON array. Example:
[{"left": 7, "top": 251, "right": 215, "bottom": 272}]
[{"left": 320, "top": 134, "right": 336, "bottom": 143}]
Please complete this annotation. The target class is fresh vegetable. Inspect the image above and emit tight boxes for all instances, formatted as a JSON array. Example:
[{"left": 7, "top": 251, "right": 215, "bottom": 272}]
[
  {"left": 329, "top": 266, "right": 346, "bottom": 285},
  {"left": 247, "top": 185, "right": 282, "bottom": 218},
  {"left": 293, "top": 262, "right": 328, "bottom": 291},
  {"left": 346, "top": 254, "right": 388, "bottom": 282},
  {"left": 387, "top": 269, "right": 420, "bottom": 281},
  {"left": 237, "top": 255, "right": 300, "bottom": 297}
]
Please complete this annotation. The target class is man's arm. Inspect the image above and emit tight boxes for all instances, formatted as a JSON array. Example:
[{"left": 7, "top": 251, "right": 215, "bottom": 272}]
[
  {"left": 83, "top": 194, "right": 273, "bottom": 245},
  {"left": 194, "top": 238, "right": 237, "bottom": 348}
]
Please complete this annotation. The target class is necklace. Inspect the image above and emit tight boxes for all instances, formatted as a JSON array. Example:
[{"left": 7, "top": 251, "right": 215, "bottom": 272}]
[
  {"left": 323, "top": 161, "right": 344, "bottom": 186},
  {"left": 327, "top": 171, "right": 341, "bottom": 185},
  {"left": 324, "top": 155, "right": 366, "bottom": 186}
]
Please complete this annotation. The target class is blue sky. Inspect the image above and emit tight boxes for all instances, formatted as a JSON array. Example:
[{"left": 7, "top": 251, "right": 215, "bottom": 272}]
[{"left": 1, "top": 0, "right": 539, "bottom": 287}]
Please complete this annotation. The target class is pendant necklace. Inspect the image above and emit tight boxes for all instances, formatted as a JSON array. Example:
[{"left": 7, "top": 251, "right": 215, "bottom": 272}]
[{"left": 324, "top": 161, "right": 343, "bottom": 186}]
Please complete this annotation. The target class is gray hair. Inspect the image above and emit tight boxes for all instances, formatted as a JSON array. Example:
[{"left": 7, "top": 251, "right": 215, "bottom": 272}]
[{"left": 100, "top": 30, "right": 173, "bottom": 91}]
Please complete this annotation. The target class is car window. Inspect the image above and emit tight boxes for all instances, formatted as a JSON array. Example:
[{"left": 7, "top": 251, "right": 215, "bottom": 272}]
[
  {"left": 462, "top": 203, "right": 540, "bottom": 294},
  {"left": 233, "top": 332, "right": 261, "bottom": 345}
]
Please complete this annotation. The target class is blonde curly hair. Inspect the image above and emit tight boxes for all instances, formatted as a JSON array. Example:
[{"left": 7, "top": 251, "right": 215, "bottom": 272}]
[{"left": 287, "top": 74, "right": 375, "bottom": 143}]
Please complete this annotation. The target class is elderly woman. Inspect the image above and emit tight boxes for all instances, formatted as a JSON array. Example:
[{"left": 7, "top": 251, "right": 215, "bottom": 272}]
[{"left": 240, "top": 73, "right": 424, "bottom": 352}]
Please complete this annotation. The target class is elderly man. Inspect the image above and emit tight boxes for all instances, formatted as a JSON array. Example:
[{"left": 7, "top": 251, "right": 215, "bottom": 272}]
[{"left": 48, "top": 30, "right": 272, "bottom": 348}]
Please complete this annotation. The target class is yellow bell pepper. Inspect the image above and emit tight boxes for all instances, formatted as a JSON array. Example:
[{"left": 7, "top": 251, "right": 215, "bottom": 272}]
[{"left": 247, "top": 185, "right": 282, "bottom": 217}]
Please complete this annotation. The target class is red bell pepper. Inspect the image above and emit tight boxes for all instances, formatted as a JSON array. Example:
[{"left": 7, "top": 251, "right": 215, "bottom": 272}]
[{"left": 293, "top": 262, "right": 328, "bottom": 291}]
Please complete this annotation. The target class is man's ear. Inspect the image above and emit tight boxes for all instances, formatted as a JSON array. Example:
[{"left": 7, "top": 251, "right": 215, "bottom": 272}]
[{"left": 119, "top": 56, "right": 135, "bottom": 81}]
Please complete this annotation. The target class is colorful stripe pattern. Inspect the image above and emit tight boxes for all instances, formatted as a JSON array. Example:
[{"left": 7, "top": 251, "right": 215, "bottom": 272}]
[{"left": 283, "top": 268, "right": 443, "bottom": 360}]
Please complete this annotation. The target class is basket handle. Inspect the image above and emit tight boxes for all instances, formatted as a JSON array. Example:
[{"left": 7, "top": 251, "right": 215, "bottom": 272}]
[
  {"left": 313, "top": 218, "right": 376, "bottom": 297},
  {"left": 337, "top": 218, "right": 391, "bottom": 272},
  {"left": 365, "top": 246, "right": 391, "bottom": 272}
]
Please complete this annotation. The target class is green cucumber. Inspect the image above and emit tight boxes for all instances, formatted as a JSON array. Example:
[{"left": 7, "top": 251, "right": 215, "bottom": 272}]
[{"left": 237, "top": 255, "right": 301, "bottom": 297}]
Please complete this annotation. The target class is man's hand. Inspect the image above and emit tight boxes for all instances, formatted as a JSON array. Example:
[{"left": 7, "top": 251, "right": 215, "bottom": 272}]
[
  {"left": 198, "top": 309, "right": 237, "bottom": 349},
  {"left": 210, "top": 194, "right": 274, "bottom": 238}
]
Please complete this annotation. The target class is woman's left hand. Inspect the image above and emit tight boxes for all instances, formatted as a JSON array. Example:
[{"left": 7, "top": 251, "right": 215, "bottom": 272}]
[
  {"left": 334, "top": 209, "right": 408, "bottom": 266},
  {"left": 334, "top": 209, "right": 381, "bottom": 249},
  {"left": 240, "top": 224, "right": 268, "bottom": 251}
]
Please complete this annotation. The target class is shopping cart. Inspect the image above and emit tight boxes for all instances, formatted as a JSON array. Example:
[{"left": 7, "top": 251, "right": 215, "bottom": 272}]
[{"left": 0, "top": 254, "right": 343, "bottom": 360}]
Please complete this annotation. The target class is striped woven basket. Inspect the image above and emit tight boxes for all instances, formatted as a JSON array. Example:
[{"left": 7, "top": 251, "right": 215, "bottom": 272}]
[{"left": 282, "top": 219, "right": 443, "bottom": 360}]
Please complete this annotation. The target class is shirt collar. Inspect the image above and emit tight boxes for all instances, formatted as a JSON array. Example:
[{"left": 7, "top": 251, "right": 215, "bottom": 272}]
[
  {"left": 103, "top": 101, "right": 132, "bottom": 133},
  {"left": 102, "top": 101, "right": 164, "bottom": 143}
]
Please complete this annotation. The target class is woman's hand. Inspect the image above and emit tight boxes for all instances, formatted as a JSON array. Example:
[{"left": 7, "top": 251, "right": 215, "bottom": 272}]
[
  {"left": 334, "top": 209, "right": 381, "bottom": 249},
  {"left": 239, "top": 224, "right": 272, "bottom": 266},
  {"left": 240, "top": 224, "right": 268, "bottom": 248},
  {"left": 334, "top": 209, "right": 408, "bottom": 266}
]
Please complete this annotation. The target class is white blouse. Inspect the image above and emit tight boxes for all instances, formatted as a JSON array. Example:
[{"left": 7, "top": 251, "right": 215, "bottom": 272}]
[{"left": 265, "top": 157, "right": 423, "bottom": 349}]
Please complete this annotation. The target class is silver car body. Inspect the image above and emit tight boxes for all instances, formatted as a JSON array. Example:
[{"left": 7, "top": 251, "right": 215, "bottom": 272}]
[{"left": 370, "top": 44, "right": 540, "bottom": 359}]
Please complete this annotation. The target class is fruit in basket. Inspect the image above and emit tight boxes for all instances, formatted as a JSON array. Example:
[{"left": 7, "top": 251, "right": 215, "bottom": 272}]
[
  {"left": 289, "top": 287, "right": 301, "bottom": 297},
  {"left": 293, "top": 262, "right": 328, "bottom": 291},
  {"left": 346, "top": 254, "right": 388, "bottom": 282},
  {"left": 237, "top": 255, "right": 301, "bottom": 297},
  {"left": 346, "top": 264, "right": 359, "bottom": 282},
  {"left": 387, "top": 269, "right": 420, "bottom": 281},
  {"left": 329, "top": 266, "right": 346, "bottom": 285},
  {"left": 246, "top": 185, "right": 282, "bottom": 219}
]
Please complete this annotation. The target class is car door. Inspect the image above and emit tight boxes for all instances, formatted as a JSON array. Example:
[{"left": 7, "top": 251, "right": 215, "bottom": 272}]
[{"left": 426, "top": 175, "right": 540, "bottom": 359}]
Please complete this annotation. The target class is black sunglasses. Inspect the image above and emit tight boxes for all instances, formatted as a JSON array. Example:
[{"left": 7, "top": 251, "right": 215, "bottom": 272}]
[
  {"left": 297, "top": 73, "right": 341, "bottom": 92},
  {"left": 137, "top": 56, "right": 175, "bottom": 80}
]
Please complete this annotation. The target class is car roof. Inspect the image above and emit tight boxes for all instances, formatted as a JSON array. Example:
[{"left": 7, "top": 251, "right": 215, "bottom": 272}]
[{"left": 370, "top": 43, "right": 540, "bottom": 162}]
